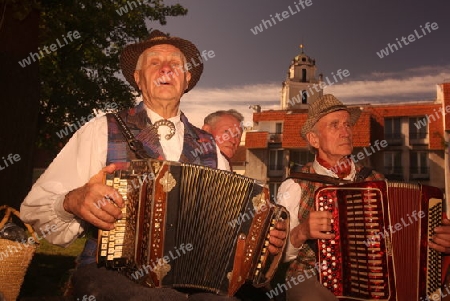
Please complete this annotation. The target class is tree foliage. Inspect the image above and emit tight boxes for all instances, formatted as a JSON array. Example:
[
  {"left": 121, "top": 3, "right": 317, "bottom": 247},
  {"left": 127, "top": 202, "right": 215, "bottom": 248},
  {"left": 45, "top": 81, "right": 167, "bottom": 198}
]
[{"left": 36, "top": 0, "right": 187, "bottom": 153}]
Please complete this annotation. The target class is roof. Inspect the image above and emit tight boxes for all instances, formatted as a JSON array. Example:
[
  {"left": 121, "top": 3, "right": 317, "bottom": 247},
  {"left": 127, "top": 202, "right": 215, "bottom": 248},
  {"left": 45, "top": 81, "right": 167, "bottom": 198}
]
[{"left": 246, "top": 101, "right": 445, "bottom": 150}]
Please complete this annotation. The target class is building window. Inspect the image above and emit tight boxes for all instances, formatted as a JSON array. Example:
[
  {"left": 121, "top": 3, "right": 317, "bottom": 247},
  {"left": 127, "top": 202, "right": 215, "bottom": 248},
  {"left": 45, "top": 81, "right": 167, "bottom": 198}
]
[
  {"left": 384, "top": 117, "right": 401, "bottom": 144},
  {"left": 410, "top": 151, "right": 429, "bottom": 179},
  {"left": 289, "top": 150, "right": 314, "bottom": 172},
  {"left": 269, "top": 149, "right": 284, "bottom": 171},
  {"left": 384, "top": 151, "right": 402, "bottom": 180},
  {"left": 301, "top": 69, "right": 307, "bottom": 82},
  {"left": 302, "top": 90, "right": 307, "bottom": 104},
  {"left": 409, "top": 116, "right": 427, "bottom": 142},
  {"left": 275, "top": 123, "right": 282, "bottom": 134}
]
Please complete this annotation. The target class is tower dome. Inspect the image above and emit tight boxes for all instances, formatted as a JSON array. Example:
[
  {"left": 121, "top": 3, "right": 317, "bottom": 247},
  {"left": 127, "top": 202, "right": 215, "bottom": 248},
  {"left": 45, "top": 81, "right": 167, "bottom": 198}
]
[{"left": 281, "top": 44, "right": 323, "bottom": 109}]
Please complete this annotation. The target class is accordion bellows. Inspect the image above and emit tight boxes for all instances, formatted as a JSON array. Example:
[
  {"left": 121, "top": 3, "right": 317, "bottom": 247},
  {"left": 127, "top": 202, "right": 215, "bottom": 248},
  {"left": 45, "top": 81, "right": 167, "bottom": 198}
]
[
  {"left": 315, "top": 180, "right": 443, "bottom": 301},
  {"left": 97, "top": 159, "right": 289, "bottom": 296}
]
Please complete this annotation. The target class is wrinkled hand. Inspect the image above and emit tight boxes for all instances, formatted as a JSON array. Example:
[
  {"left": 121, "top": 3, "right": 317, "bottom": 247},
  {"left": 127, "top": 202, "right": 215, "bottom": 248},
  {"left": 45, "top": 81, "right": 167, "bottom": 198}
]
[
  {"left": 63, "top": 164, "right": 124, "bottom": 230},
  {"left": 268, "top": 220, "right": 287, "bottom": 255},
  {"left": 290, "top": 210, "right": 335, "bottom": 248},
  {"left": 429, "top": 219, "right": 450, "bottom": 253}
]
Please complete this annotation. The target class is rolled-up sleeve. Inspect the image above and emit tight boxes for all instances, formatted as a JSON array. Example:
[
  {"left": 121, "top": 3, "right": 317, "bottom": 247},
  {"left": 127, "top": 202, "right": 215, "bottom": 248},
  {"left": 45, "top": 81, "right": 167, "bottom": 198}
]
[
  {"left": 277, "top": 178, "right": 302, "bottom": 262},
  {"left": 21, "top": 116, "right": 108, "bottom": 247}
]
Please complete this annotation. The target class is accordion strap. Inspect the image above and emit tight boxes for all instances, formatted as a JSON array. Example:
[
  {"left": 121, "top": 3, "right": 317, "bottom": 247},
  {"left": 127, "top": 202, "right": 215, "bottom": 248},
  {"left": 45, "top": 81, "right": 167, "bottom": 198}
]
[
  {"left": 289, "top": 172, "right": 351, "bottom": 185},
  {"left": 290, "top": 166, "right": 373, "bottom": 185},
  {"left": 354, "top": 166, "right": 373, "bottom": 182},
  {"left": 109, "top": 113, "right": 150, "bottom": 159}
]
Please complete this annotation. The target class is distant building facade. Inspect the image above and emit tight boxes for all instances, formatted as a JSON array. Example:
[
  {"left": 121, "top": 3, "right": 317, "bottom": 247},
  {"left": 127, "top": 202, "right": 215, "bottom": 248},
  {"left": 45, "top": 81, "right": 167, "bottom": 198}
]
[{"left": 244, "top": 46, "right": 450, "bottom": 202}]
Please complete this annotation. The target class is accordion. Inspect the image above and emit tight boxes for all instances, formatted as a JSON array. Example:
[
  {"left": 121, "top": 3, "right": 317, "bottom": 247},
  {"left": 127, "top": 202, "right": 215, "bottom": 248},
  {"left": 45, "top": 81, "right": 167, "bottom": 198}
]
[
  {"left": 96, "top": 159, "right": 289, "bottom": 296},
  {"left": 315, "top": 180, "right": 443, "bottom": 301}
]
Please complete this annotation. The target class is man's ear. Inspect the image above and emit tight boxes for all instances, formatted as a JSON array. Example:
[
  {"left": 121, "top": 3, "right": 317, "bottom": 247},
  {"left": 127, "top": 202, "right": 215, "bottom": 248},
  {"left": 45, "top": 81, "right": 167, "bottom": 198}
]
[
  {"left": 307, "top": 131, "right": 320, "bottom": 149},
  {"left": 202, "top": 124, "right": 211, "bottom": 133},
  {"left": 133, "top": 70, "right": 141, "bottom": 90},
  {"left": 185, "top": 71, "right": 191, "bottom": 90}
]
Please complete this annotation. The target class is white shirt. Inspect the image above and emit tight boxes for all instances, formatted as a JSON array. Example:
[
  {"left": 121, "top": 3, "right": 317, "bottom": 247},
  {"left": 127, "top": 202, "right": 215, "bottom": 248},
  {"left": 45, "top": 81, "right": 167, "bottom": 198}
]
[
  {"left": 276, "top": 158, "right": 356, "bottom": 262},
  {"left": 20, "top": 106, "right": 229, "bottom": 247},
  {"left": 147, "top": 108, "right": 183, "bottom": 161}
]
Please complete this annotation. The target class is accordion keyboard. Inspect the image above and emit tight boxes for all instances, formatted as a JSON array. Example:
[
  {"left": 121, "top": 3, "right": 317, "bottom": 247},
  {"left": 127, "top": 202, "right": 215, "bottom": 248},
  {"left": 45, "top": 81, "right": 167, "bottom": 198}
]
[
  {"left": 315, "top": 181, "right": 444, "bottom": 301},
  {"left": 316, "top": 187, "right": 390, "bottom": 299},
  {"left": 427, "top": 198, "right": 443, "bottom": 299},
  {"left": 98, "top": 171, "right": 130, "bottom": 267}
]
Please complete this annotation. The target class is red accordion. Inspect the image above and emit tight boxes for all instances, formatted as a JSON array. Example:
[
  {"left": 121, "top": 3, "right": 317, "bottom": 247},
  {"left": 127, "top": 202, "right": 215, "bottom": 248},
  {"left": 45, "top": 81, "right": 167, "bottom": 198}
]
[{"left": 315, "top": 180, "right": 443, "bottom": 301}]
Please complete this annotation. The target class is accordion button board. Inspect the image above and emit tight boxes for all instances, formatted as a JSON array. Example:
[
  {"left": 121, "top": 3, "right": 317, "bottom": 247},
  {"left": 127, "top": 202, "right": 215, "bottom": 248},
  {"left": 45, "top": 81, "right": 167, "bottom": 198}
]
[{"left": 315, "top": 180, "right": 443, "bottom": 301}]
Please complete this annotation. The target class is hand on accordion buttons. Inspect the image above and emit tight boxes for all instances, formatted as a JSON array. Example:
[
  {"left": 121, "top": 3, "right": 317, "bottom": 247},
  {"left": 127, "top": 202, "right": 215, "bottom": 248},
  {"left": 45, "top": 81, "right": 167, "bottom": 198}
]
[
  {"left": 268, "top": 220, "right": 287, "bottom": 255},
  {"left": 291, "top": 211, "right": 335, "bottom": 248},
  {"left": 63, "top": 164, "right": 124, "bottom": 230},
  {"left": 430, "top": 218, "right": 450, "bottom": 254}
]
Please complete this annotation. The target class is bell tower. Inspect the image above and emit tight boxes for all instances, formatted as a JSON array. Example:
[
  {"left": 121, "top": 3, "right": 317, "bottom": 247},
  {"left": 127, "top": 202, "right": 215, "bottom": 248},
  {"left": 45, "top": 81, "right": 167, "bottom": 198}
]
[{"left": 281, "top": 45, "right": 323, "bottom": 109}]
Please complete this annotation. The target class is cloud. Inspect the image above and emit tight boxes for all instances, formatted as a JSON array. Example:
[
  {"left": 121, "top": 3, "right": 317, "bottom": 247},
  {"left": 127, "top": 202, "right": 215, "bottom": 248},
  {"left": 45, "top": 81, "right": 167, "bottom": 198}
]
[
  {"left": 327, "top": 64, "right": 450, "bottom": 104},
  {"left": 179, "top": 64, "right": 450, "bottom": 127},
  {"left": 180, "top": 84, "right": 280, "bottom": 127}
]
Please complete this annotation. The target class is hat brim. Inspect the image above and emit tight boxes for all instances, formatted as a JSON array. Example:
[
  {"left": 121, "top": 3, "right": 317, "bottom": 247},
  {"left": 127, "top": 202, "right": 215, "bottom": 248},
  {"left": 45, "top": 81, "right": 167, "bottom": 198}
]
[
  {"left": 301, "top": 106, "right": 361, "bottom": 139},
  {"left": 120, "top": 34, "right": 203, "bottom": 93}
]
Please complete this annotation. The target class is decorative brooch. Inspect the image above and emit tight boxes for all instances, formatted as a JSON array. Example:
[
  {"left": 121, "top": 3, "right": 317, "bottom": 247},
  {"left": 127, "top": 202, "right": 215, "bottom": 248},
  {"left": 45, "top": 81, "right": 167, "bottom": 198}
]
[{"left": 153, "top": 119, "right": 176, "bottom": 140}]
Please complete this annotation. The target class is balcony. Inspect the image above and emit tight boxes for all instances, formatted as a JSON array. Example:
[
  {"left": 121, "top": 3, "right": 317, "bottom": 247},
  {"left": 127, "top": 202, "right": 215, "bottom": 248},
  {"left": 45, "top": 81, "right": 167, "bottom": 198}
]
[
  {"left": 269, "top": 133, "right": 283, "bottom": 143},
  {"left": 384, "top": 133, "right": 403, "bottom": 146},
  {"left": 410, "top": 166, "right": 430, "bottom": 180},
  {"left": 384, "top": 166, "right": 403, "bottom": 181},
  {"left": 409, "top": 132, "right": 428, "bottom": 146}
]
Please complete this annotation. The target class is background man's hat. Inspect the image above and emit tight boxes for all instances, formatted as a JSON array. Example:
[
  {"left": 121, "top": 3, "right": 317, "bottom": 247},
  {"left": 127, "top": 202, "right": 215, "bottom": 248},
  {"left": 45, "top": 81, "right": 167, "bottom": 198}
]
[
  {"left": 120, "top": 29, "right": 203, "bottom": 93},
  {"left": 301, "top": 94, "right": 361, "bottom": 139}
]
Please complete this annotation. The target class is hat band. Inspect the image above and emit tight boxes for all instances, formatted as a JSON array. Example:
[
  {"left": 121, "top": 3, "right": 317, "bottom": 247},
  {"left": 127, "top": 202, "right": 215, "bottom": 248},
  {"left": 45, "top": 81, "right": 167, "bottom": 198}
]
[
  {"left": 319, "top": 104, "right": 348, "bottom": 115},
  {"left": 152, "top": 37, "right": 168, "bottom": 41}
]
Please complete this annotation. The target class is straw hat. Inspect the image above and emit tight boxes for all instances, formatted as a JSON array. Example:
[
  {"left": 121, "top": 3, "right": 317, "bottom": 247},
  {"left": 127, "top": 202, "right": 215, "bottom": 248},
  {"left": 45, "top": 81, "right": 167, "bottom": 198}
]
[
  {"left": 120, "top": 29, "right": 203, "bottom": 93},
  {"left": 301, "top": 94, "right": 361, "bottom": 139}
]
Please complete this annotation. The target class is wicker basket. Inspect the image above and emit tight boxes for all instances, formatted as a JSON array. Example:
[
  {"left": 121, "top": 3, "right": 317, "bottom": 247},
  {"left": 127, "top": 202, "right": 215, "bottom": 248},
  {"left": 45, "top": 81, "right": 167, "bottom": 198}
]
[{"left": 0, "top": 205, "right": 38, "bottom": 301}]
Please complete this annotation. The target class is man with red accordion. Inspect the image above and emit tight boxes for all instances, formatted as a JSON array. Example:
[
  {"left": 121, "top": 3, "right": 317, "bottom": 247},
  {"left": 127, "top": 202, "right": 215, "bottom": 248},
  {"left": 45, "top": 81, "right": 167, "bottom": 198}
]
[
  {"left": 21, "top": 30, "right": 287, "bottom": 301},
  {"left": 277, "top": 94, "right": 450, "bottom": 301}
]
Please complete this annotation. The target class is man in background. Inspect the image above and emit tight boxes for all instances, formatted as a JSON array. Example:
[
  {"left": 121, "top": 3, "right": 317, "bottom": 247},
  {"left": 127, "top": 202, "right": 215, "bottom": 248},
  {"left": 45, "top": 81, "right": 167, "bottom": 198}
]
[{"left": 202, "top": 109, "right": 243, "bottom": 161}]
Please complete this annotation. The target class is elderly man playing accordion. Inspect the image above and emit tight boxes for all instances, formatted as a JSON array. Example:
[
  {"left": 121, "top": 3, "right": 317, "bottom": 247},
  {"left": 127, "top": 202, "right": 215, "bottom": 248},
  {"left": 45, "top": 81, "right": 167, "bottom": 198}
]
[
  {"left": 21, "top": 30, "right": 287, "bottom": 301},
  {"left": 277, "top": 94, "right": 450, "bottom": 301}
]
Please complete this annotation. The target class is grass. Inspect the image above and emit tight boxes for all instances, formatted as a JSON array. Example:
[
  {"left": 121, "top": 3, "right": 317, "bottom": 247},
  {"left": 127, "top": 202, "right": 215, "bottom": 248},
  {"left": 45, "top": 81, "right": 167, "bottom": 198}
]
[
  {"left": 34, "top": 237, "right": 86, "bottom": 257},
  {"left": 18, "top": 237, "right": 87, "bottom": 299}
]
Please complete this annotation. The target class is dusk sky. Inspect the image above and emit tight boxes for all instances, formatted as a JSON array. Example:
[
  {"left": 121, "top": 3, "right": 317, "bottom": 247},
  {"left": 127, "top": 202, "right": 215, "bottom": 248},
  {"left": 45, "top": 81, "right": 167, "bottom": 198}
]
[{"left": 144, "top": 0, "right": 450, "bottom": 126}]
